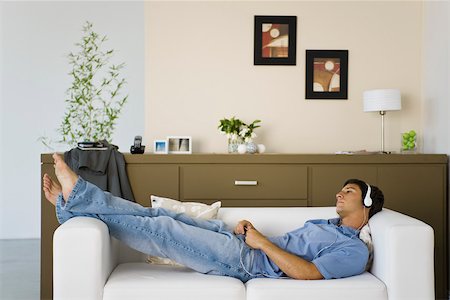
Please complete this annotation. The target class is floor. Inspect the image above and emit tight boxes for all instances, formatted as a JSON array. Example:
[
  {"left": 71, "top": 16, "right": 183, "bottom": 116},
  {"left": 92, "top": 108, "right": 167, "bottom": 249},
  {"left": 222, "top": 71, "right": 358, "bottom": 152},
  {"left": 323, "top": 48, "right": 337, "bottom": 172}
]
[{"left": 0, "top": 239, "right": 40, "bottom": 300}]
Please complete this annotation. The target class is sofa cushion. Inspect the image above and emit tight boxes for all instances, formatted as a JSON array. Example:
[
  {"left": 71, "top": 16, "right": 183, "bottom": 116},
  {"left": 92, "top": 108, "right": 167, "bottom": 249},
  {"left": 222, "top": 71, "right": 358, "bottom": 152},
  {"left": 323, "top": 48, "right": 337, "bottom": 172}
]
[
  {"left": 218, "top": 207, "right": 338, "bottom": 235},
  {"left": 103, "top": 263, "right": 246, "bottom": 300},
  {"left": 245, "top": 272, "right": 387, "bottom": 300}
]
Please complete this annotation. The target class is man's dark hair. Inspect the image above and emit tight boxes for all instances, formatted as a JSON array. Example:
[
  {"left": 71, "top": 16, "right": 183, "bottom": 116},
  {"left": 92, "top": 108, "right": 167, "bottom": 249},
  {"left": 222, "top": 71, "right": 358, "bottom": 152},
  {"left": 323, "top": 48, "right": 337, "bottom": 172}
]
[{"left": 344, "top": 179, "right": 384, "bottom": 219}]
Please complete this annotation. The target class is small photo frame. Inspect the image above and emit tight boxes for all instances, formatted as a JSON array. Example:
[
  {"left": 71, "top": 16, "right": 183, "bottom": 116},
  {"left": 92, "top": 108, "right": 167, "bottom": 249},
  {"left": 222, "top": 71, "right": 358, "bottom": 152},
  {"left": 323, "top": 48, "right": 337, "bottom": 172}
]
[
  {"left": 167, "top": 136, "right": 192, "bottom": 154},
  {"left": 153, "top": 140, "right": 168, "bottom": 154},
  {"left": 305, "top": 50, "right": 348, "bottom": 100},
  {"left": 254, "top": 16, "right": 297, "bottom": 65}
]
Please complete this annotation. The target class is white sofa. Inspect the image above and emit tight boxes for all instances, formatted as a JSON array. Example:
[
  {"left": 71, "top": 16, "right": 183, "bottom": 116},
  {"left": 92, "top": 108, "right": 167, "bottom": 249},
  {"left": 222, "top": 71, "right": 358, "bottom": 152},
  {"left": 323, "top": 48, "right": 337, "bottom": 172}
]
[{"left": 53, "top": 207, "right": 435, "bottom": 300}]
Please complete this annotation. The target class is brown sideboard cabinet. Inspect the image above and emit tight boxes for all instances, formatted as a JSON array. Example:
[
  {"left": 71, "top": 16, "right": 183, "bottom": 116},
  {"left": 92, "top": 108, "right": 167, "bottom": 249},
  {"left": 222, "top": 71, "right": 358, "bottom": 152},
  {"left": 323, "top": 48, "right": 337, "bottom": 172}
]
[{"left": 41, "top": 153, "right": 448, "bottom": 299}]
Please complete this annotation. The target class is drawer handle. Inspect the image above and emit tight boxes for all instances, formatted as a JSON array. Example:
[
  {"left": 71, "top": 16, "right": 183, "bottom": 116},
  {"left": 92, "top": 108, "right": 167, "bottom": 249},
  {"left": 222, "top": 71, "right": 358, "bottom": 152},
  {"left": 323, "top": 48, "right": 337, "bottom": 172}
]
[{"left": 234, "top": 180, "right": 258, "bottom": 186}]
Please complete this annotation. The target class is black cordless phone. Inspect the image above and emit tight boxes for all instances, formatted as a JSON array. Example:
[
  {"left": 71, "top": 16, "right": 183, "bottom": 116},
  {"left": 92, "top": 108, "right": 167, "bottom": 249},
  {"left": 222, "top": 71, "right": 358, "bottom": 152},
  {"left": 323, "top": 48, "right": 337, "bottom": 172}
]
[{"left": 130, "top": 136, "right": 145, "bottom": 154}]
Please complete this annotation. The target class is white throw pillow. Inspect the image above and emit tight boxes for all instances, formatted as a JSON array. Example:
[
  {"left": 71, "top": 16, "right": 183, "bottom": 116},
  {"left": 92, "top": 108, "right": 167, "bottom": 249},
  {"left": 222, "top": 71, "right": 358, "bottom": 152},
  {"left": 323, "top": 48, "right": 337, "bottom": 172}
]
[
  {"left": 150, "top": 195, "right": 221, "bottom": 220},
  {"left": 146, "top": 195, "right": 221, "bottom": 266},
  {"left": 359, "top": 224, "right": 374, "bottom": 271}
]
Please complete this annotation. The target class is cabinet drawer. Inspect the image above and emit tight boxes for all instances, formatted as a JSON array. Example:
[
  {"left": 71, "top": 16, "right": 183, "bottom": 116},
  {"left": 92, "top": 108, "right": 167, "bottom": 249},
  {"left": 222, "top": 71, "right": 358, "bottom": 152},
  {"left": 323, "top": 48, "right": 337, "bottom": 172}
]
[
  {"left": 181, "top": 165, "right": 307, "bottom": 200},
  {"left": 127, "top": 165, "right": 179, "bottom": 204}
]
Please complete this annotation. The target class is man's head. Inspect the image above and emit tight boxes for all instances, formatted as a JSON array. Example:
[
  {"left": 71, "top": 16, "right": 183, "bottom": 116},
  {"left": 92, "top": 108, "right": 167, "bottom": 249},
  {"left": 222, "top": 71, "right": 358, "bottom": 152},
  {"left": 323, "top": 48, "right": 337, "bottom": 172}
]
[{"left": 337, "top": 179, "right": 384, "bottom": 219}]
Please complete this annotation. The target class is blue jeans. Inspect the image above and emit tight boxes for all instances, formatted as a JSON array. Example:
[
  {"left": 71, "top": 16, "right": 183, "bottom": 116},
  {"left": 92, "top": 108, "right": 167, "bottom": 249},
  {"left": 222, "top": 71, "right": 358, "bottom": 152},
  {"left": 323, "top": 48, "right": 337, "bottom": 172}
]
[{"left": 55, "top": 177, "right": 257, "bottom": 282}]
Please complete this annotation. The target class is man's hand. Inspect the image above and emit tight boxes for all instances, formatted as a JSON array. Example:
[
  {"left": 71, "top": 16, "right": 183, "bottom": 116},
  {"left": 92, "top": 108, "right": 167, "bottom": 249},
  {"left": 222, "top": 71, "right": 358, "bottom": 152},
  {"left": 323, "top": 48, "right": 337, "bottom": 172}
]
[
  {"left": 244, "top": 228, "right": 269, "bottom": 250},
  {"left": 235, "top": 220, "right": 323, "bottom": 280},
  {"left": 234, "top": 220, "right": 270, "bottom": 250},
  {"left": 234, "top": 220, "right": 255, "bottom": 235}
]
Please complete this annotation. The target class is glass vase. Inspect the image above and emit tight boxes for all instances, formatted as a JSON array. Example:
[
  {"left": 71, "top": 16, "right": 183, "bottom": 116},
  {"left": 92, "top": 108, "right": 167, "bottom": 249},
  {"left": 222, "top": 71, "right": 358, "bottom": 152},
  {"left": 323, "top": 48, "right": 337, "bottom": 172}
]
[
  {"left": 400, "top": 131, "right": 418, "bottom": 153},
  {"left": 246, "top": 141, "right": 257, "bottom": 154},
  {"left": 227, "top": 138, "right": 243, "bottom": 153}
]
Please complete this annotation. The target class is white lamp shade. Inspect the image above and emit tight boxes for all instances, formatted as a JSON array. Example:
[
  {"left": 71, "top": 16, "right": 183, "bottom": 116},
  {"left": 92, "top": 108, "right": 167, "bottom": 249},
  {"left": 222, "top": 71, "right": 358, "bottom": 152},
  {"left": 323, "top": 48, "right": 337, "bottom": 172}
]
[{"left": 363, "top": 89, "right": 402, "bottom": 112}]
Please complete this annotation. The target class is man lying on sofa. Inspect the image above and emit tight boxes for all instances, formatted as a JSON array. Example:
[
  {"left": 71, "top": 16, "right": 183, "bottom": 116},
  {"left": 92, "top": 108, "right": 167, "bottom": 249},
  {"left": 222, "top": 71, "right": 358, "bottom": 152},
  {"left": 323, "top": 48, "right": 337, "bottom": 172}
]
[{"left": 43, "top": 153, "right": 384, "bottom": 282}]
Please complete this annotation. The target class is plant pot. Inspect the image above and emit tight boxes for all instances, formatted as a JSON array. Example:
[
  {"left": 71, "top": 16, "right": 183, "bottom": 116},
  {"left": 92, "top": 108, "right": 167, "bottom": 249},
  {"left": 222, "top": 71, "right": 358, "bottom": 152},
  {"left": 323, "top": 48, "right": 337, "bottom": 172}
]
[
  {"left": 227, "top": 138, "right": 243, "bottom": 153},
  {"left": 246, "top": 142, "right": 257, "bottom": 154}
]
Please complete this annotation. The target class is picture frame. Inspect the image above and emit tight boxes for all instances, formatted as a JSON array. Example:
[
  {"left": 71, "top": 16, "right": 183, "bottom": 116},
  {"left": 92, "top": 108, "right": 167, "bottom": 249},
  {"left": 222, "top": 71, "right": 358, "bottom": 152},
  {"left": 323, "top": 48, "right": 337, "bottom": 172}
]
[
  {"left": 305, "top": 50, "right": 348, "bottom": 99},
  {"left": 153, "top": 140, "right": 168, "bottom": 154},
  {"left": 167, "top": 136, "right": 192, "bottom": 154},
  {"left": 254, "top": 16, "right": 297, "bottom": 65}
]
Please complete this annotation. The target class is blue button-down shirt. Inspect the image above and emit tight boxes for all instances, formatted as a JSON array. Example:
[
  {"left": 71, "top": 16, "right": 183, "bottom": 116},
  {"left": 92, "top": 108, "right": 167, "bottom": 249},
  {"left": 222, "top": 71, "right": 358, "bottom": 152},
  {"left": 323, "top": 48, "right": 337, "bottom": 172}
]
[{"left": 252, "top": 218, "right": 369, "bottom": 279}]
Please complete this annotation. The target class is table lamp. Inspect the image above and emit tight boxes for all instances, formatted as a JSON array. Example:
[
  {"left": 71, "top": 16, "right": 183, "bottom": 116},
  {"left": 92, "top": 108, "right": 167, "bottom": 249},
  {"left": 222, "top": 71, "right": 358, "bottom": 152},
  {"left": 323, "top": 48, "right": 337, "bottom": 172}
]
[{"left": 363, "top": 89, "right": 402, "bottom": 153}]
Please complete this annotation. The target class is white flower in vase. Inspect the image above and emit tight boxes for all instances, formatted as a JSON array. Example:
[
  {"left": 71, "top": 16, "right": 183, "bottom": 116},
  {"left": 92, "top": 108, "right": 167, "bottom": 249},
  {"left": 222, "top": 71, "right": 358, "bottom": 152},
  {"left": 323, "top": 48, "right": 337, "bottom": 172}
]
[
  {"left": 239, "top": 127, "right": 249, "bottom": 137},
  {"left": 217, "top": 117, "right": 261, "bottom": 153}
]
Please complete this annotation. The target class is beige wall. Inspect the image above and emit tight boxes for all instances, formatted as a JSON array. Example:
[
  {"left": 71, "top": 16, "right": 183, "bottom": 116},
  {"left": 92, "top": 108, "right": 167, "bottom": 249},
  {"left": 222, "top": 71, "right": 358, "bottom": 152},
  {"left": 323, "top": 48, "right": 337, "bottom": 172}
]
[
  {"left": 423, "top": 1, "right": 449, "bottom": 154},
  {"left": 145, "top": 1, "right": 423, "bottom": 154}
]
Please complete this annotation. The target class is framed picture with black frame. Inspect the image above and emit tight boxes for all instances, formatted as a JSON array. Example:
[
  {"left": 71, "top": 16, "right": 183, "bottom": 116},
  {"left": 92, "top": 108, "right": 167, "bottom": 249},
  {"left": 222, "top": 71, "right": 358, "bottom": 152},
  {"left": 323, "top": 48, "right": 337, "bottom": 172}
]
[
  {"left": 254, "top": 16, "right": 297, "bottom": 65},
  {"left": 305, "top": 50, "right": 348, "bottom": 99}
]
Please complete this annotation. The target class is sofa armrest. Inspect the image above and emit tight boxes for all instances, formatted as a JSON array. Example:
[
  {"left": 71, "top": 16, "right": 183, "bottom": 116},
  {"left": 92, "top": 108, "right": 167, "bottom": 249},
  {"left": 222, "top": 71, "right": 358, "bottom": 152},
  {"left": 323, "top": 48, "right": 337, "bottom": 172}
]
[
  {"left": 53, "top": 217, "right": 118, "bottom": 300},
  {"left": 369, "top": 209, "right": 434, "bottom": 300}
]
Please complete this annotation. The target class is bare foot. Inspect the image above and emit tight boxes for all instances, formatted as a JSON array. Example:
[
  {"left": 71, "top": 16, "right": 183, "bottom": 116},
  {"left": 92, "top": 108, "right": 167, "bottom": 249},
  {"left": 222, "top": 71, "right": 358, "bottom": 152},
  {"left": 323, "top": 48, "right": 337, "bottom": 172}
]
[
  {"left": 53, "top": 153, "right": 78, "bottom": 201},
  {"left": 42, "top": 173, "right": 61, "bottom": 206}
]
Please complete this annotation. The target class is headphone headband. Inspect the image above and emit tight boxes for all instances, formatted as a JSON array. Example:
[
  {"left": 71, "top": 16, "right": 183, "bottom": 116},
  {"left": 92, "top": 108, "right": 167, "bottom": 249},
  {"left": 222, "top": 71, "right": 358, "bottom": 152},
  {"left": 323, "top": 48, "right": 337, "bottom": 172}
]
[{"left": 364, "top": 183, "right": 373, "bottom": 207}]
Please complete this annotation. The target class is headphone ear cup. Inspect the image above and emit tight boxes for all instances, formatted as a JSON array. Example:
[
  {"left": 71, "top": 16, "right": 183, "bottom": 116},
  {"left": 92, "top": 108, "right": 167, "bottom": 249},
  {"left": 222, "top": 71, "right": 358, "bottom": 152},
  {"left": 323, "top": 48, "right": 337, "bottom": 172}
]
[
  {"left": 364, "top": 184, "right": 373, "bottom": 207},
  {"left": 364, "top": 196, "right": 373, "bottom": 207}
]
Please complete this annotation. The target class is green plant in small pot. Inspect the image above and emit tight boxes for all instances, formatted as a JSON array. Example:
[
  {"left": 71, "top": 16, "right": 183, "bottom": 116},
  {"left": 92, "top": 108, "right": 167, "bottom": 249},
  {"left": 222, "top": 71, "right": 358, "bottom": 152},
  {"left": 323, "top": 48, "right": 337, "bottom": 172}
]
[
  {"left": 218, "top": 117, "right": 261, "bottom": 153},
  {"left": 218, "top": 117, "right": 243, "bottom": 153},
  {"left": 47, "top": 21, "right": 128, "bottom": 149},
  {"left": 239, "top": 120, "right": 261, "bottom": 153}
]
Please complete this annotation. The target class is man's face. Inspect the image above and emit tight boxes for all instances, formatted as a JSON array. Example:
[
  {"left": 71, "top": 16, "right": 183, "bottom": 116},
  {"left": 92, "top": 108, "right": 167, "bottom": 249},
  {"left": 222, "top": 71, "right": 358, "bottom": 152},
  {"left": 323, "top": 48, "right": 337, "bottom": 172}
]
[{"left": 335, "top": 183, "right": 364, "bottom": 216}]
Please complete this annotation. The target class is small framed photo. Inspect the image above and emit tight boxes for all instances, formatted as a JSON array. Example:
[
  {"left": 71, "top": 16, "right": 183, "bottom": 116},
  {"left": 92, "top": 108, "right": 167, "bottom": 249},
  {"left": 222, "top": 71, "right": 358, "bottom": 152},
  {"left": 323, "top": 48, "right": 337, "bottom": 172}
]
[
  {"left": 305, "top": 50, "right": 348, "bottom": 100},
  {"left": 153, "top": 140, "right": 168, "bottom": 154},
  {"left": 254, "top": 15, "right": 297, "bottom": 65},
  {"left": 167, "top": 136, "right": 192, "bottom": 154}
]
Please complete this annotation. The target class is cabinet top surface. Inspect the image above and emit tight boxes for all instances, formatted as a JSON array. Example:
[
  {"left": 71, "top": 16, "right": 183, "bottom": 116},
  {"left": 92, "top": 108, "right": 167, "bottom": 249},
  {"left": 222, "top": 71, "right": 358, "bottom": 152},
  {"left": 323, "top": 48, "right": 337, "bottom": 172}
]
[{"left": 41, "top": 153, "right": 448, "bottom": 164}]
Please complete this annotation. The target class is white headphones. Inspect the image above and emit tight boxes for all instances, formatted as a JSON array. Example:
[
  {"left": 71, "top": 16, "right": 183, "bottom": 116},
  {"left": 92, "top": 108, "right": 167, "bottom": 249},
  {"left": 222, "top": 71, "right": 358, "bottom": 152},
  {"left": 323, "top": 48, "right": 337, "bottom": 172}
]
[{"left": 363, "top": 183, "right": 373, "bottom": 208}]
